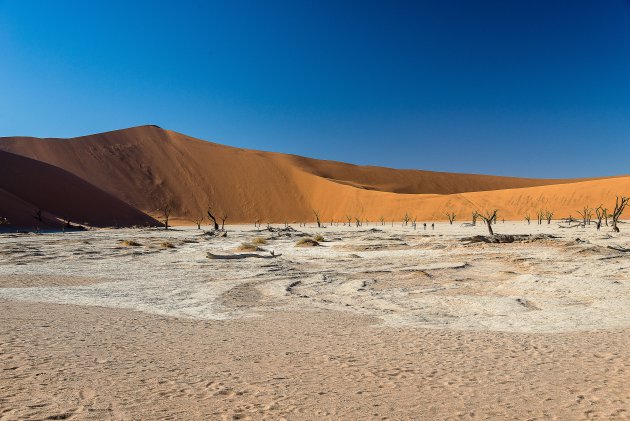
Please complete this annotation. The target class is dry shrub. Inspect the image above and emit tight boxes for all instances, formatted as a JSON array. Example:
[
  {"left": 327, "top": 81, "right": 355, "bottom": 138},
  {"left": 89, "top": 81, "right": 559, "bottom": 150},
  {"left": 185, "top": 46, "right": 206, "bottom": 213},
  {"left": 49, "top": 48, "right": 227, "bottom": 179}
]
[
  {"left": 295, "top": 238, "right": 319, "bottom": 247},
  {"left": 252, "top": 236, "right": 267, "bottom": 245},
  {"left": 313, "top": 234, "right": 324, "bottom": 242},
  {"left": 160, "top": 241, "right": 175, "bottom": 249},
  {"left": 237, "top": 242, "right": 260, "bottom": 252},
  {"left": 120, "top": 240, "right": 141, "bottom": 247}
]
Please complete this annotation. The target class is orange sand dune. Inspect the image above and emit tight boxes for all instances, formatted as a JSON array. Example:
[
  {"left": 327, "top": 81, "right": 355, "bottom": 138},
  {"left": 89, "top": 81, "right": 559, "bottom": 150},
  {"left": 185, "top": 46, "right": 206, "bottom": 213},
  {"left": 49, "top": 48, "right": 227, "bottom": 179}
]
[
  {"left": 0, "top": 125, "right": 627, "bottom": 225},
  {"left": 300, "top": 172, "right": 630, "bottom": 222},
  {"left": 0, "top": 150, "right": 158, "bottom": 228}
]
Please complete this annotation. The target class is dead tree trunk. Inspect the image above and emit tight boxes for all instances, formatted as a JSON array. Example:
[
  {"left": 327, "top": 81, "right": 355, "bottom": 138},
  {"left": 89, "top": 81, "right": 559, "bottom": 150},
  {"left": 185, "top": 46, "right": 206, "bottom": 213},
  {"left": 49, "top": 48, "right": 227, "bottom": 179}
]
[
  {"left": 313, "top": 209, "right": 321, "bottom": 228},
  {"left": 33, "top": 209, "right": 43, "bottom": 223},
  {"left": 612, "top": 196, "right": 629, "bottom": 233},
  {"left": 479, "top": 210, "right": 498, "bottom": 236},
  {"left": 160, "top": 204, "right": 171, "bottom": 230},
  {"left": 446, "top": 212, "right": 455, "bottom": 225},
  {"left": 192, "top": 216, "right": 204, "bottom": 229},
  {"left": 207, "top": 207, "right": 219, "bottom": 230},
  {"left": 595, "top": 206, "right": 605, "bottom": 231},
  {"left": 545, "top": 210, "right": 554, "bottom": 224},
  {"left": 577, "top": 206, "right": 592, "bottom": 228},
  {"left": 220, "top": 214, "right": 228, "bottom": 231}
]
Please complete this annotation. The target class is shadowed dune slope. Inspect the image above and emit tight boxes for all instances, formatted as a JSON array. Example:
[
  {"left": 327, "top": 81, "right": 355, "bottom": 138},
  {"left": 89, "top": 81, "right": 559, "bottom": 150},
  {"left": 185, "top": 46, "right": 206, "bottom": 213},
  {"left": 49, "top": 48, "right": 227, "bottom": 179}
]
[
  {"left": 0, "top": 125, "right": 627, "bottom": 224},
  {"left": 0, "top": 150, "right": 158, "bottom": 228}
]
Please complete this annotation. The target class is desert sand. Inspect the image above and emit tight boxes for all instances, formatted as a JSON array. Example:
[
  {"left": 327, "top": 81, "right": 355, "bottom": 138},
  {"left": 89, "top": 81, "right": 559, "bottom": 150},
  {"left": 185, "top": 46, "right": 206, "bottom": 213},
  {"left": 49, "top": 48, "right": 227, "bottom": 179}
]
[
  {"left": 1, "top": 127, "right": 629, "bottom": 419},
  {"left": 1, "top": 221, "right": 629, "bottom": 419},
  {"left": 1, "top": 126, "right": 628, "bottom": 228}
]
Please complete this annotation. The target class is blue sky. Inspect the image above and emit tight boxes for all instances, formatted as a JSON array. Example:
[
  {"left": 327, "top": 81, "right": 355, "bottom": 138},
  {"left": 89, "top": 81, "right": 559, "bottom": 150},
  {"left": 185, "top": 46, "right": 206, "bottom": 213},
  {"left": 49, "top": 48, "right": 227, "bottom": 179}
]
[{"left": 1, "top": 0, "right": 629, "bottom": 177}]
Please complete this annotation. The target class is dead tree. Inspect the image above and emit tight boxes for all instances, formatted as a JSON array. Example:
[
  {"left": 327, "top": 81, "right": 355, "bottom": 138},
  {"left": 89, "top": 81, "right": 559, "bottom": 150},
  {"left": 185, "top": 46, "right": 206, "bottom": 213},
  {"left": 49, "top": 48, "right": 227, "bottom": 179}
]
[
  {"left": 379, "top": 216, "right": 385, "bottom": 226},
  {"left": 346, "top": 215, "right": 352, "bottom": 226},
  {"left": 479, "top": 210, "right": 499, "bottom": 235},
  {"left": 595, "top": 205, "right": 605, "bottom": 231},
  {"left": 355, "top": 217, "right": 361, "bottom": 227},
  {"left": 403, "top": 212, "right": 410, "bottom": 226},
  {"left": 577, "top": 208, "right": 587, "bottom": 227},
  {"left": 192, "top": 216, "right": 204, "bottom": 230},
  {"left": 160, "top": 204, "right": 172, "bottom": 230},
  {"left": 577, "top": 206, "right": 592, "bottom": 227},
  {"left": 545, "top": 210, "right": 554, "bottom": 224},
  {"left": 446, "top": 212, "right": 455, "bottom": 225},
  {"left": 524, "top": 214, "right": 531, "bottom": 225},
  {"left": 612, "top": 196, "right": 629, "bottom": 233},
  {"left": 207, "top": 206, "right": 219, "bottom": 230},
  {"left": 33, "top": 209, "right": 43, "bottom": 223},
  {"left": 536, "top": 210, "right": 544, "bottom": 225},
  {"left": 313, "top": 209, "right": 322, "bottom": 228},
  {"left": 471, "top": 211, "right": 479, "bottom": 226},
  {"left": 220, "top": 214, "right": 228, "bottom": 231}
]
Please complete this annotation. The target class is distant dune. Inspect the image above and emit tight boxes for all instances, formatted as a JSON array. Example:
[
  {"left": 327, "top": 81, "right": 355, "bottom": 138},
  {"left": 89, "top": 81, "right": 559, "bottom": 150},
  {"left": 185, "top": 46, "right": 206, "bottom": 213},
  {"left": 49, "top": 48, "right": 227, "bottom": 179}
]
[{"left": 0, "top": 125, "right": 628, "bottom": 227}]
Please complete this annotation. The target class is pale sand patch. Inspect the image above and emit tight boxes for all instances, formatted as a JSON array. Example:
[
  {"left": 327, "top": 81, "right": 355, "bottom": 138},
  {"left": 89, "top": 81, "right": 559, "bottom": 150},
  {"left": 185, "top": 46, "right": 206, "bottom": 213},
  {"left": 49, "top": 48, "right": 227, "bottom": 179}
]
[
  {"left": 0, "top": 274, "right": 103, "bottom": 288},
  {"left": 0, "top": 223, "right": 629, "bottom": 332},
  {"left": 0, "top": 301, "right": 628, "bottom": 420}
]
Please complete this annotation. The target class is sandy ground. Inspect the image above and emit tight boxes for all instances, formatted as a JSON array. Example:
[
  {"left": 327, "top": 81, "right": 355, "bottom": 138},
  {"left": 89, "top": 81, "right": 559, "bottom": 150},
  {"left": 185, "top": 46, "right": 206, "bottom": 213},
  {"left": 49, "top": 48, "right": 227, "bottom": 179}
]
[{"left": 1, "top": 222, "right": 629, "bottom": 419}]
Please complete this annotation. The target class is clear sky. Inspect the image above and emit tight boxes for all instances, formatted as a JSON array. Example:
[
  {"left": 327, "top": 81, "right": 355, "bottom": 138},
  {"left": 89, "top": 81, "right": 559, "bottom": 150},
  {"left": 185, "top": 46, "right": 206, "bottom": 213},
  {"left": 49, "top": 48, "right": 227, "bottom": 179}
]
[{"left": 1, "top": 0, "right": 629, "bottom": 178}]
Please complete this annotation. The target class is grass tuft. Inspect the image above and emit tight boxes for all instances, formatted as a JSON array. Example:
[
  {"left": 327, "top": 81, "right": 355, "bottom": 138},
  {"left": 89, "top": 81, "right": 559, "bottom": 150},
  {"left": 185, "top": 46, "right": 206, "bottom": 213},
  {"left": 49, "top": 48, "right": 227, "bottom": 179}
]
[
  {"left": 295, "top": 238, "right": 319, "bottom": 247},
  {"left": 237, "top": 242, "right": 260, "bottom": 252}
]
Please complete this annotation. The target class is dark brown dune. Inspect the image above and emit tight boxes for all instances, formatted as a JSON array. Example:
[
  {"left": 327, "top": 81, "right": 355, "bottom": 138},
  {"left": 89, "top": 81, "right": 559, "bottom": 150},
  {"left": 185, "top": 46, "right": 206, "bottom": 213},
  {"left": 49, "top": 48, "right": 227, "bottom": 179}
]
[{"left": 0, "top": 150, "right": 158, "bottom": 228}]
